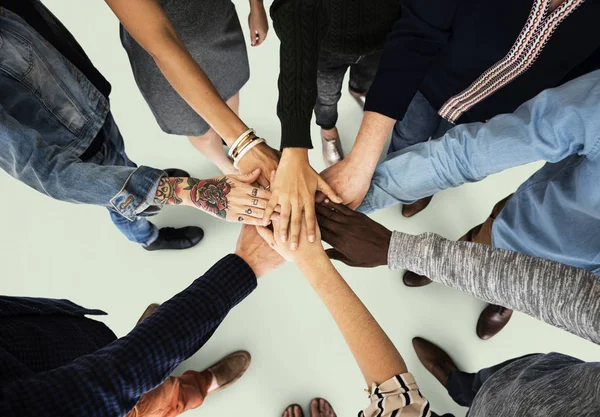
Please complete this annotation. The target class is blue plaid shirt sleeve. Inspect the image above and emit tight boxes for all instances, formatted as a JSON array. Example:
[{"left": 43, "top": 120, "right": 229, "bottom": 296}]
[{"left": 0, "top": 254, "right": 257, "bottom": 417}]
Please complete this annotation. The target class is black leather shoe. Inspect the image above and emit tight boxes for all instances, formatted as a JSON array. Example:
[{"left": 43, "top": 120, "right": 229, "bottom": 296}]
[
  {"left": 164, "top": 168, "right": 190, "bottom": 178},
  {"left": 403, "top": 270, "right": 433, "bottom": 287},
  {"left": 144, "top": 226, "right": 204, "bottom": 251}
]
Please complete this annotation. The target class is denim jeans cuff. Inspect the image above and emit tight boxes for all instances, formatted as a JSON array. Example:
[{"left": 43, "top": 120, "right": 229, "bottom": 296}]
[
  {"left": 356, "top": 192, "right": 375, "bottom": 214},
  {"left": 110, "top": 166, "right": 167, "bottom": 221}
]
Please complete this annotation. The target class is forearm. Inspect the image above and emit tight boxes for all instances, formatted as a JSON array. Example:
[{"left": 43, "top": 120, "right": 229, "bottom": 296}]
[
  {"left": 361, "top": 79, "right": 599, "bottom": 213},
  {"left": 347, "top": 111, "right": 396, "bottom": 174},
  {"left": 153, "top": 176, "right": 228, "bottom": 216},
  {"left": 271, "top": 0, "right": 325, "bottom": 149},
  {"left": 0, "top": 255, "right": 257, "bottom": 416},
  {"left": 389, "top": 232, "right": 600, "bottom": 345},
  {"left": 105, "top": 0, "right": 247, "bottom": 143},
  {"left": 298, "top": 254, "right": 407, "bottom": 386}
]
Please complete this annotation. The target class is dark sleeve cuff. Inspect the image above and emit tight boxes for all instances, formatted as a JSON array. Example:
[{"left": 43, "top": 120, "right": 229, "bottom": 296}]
[
  {"left": 202, "top": 254, "right": 258, "bottom": 308},
  {"left": 279, "top": 116, "right": 314, "bottom": 149},
  {"left": 364, "top": 73, "right": 414, "bottom": 121}
]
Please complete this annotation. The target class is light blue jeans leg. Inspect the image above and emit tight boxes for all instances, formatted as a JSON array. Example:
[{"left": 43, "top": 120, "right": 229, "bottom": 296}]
[
  {"left": 87, "top": 113, "right": 160, "bottom": 246},
  {"left": 359, "top": 94, "right": 455, "bottom": 214},
  {"left": 109, "top": 210, "right": 159, "bottom": 246}
]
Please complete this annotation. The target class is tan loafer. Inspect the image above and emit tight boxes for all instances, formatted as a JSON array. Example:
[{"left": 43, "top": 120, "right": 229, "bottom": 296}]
[{"left": 206, "top": 350, "right": 251, "bottom": 396}]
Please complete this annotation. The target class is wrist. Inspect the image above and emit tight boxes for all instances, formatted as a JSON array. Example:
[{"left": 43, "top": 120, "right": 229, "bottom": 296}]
[
  {"left": 379, "top": 230, "right": 393, "bottom": 267},
  {"left": 296, "top": 250, "right": 330, "bottom": 275},
  {"left": 282, "top": 148, "right": 309, "bottom": 161},
  {"left": 234, "top": 250, "right": 261, "bottom": 278}
]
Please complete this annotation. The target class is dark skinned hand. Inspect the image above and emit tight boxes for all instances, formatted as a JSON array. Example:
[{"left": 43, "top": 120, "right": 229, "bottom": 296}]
[{"left": 316, "top": 200, "right": 392, "bottom": 268}]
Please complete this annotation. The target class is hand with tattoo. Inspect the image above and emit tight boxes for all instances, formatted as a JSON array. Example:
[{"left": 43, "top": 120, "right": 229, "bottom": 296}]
[{"left": 153, "top": 169, "right": 276, "bottom": 225}]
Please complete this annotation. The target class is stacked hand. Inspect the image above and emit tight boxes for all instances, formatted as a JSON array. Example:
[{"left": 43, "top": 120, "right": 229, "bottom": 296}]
[
  {"left": 155, "top": 169, "right": 279, "bottom": 225},
  {"left": 316, "top": 200, "right": 392, "bottom": 268},
  {"left": 318, "top": 157, "right": 372, "bottom": 209},
  {"left": 263, "top": 149, "right": 341, "bottom": 251},
  {"left": 237, "top": 143, "right": 280, "bottom": 189},
  {"left": 235, "top": 225, "right": 285, "bottom": 278},
  {"left": 256, "top": 217, "right": 327, "bottom": 265}
]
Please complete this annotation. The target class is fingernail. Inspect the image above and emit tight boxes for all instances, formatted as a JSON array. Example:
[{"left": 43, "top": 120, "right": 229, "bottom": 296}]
[
  {"left": 291, "top": 243, "right": 298, "bottom": 250},
  {"left": 325, "top": 199, "right": 330, "bottom": 204},
  {"left": 308, "top": 234, "right": 315, "bottom": 242},
  {"left": 281, "top": 234, "right": 287, "bottom": 242}
]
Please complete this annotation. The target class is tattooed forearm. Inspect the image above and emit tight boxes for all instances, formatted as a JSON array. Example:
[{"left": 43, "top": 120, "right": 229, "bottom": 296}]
[
  {"left": 185, "top": 177, "right": 232, "bottom": 219},
  {"left": 154, "top": 177, "right": 184, "bottom": 205}
]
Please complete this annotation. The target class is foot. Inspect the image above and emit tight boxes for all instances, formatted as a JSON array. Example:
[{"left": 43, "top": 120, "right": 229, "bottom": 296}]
[
  {"left": 321, "top": 128, "right": 344, "bottom": 168},
  {"left": 136, "top": 303, "right": 160, "bottom": 326},
  {"left": 282, "top": 404, "right": 304, "bottom": 417},
  {"left": 349, "top": 87, "right": 366, "bottom": 110},
  {"left": 164, "top": 168, "right": 190, "bottom": 178},
  {"left": 412, "top": 337, "right": 458, "bottom": 387},
  {"left": 310, "top": 398, "right": 337, "bottom": 417},
  {"left": 205, "top": 350, "right": 251, "bottom": 396},
  {"left": 403, "top": 270, "right": 433, "bottom": 287},
  {"left": 143, "top": 226, "right": 204, "bottom": 251},
  {"left": 402, "top": 196, "right": 433, "bottom": 218},
  {"left": 476, "top": 304, "right": 513, "bottom": 340}
]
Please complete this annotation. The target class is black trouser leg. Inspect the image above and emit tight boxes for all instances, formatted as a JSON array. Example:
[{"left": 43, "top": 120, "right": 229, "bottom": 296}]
[{"left": 445, "top": 355, "right": 538, "bottom": 407}]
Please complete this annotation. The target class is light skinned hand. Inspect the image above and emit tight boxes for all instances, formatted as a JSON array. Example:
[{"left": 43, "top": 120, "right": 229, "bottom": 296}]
[
  {"left": 183, "top": 169, "right": 278, "bottom": 225},
  {"left": 248, "top": 0, "right": 269, "bottom": 47},
  {"left": 237, "top": 143, "right": 280, "bottom": 189},
  {"left": 318, "top": 157, "right": 372, "bottom": 209},
  {"left": 235, "top": 225, "right": 285, "bottom": 278},
  {"left": 256, "top": 218, "right": 326, "bottom": 265},
  {"left": 263, "top": 148, "right": 342, "bottom": 251}
]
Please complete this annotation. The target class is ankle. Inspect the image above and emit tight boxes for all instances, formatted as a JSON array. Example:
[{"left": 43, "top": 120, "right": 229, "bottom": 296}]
[{"left": 321, "top": 127, "right": 339, "bottom": 141}]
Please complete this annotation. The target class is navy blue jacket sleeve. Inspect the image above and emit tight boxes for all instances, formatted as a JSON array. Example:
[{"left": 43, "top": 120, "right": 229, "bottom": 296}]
[
  {"left": 364, "top": 0, "right": 463, "bottom": 120},
  {"left": 0, "top": 254, "right": 257, "bottom": 417}
]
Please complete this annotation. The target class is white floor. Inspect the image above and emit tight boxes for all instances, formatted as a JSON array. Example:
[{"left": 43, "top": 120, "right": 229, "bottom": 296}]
[{"left": 2, "top": 1, "right": 600, "bottom": 416}]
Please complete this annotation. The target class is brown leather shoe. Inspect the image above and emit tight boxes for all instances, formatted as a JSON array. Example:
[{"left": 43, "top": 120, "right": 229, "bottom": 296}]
[
  {"left": 282, "top": 404, "right": 305, "bottom": 417},
  {"left": 403, "top": 270, "right": 433, "bottom": 287},
  {"left": 476, "top": 304, "right": 514, "bottom": 340},
  {"left": 402, "top": 196, "right": 434, "bottom": 218},
  {"left": 136, "top": 303, "right": 160, "bottom": 326},
  {"left": 206, "top": 350, "right": 251, "bottom": 396},
  {"left": 412, "top": 337, "right": 458, "bottom": 387}
]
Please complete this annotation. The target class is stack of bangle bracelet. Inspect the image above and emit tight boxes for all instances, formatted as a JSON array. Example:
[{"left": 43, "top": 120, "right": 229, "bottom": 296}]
[{"left": 228, "top": 128, "right": 266, "bottom": 169}]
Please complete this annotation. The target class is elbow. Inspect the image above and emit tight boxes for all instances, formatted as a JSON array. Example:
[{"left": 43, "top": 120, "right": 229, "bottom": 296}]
[{"left": 144, "top": 25, "right": 184, "bottom": 62}]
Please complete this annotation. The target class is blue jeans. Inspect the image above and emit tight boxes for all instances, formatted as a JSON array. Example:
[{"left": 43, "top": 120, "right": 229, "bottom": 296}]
[
  {"left": 388, "top": 91, "right": 454, "bottom": 154},
  {"left": 83, "top": 114, "right": 159, "bottom": 246}
]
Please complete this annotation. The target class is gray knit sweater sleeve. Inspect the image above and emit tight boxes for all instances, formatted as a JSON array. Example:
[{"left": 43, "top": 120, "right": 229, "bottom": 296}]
[{"left": 388, "top": 232, "right": 600, "bottom": 345}]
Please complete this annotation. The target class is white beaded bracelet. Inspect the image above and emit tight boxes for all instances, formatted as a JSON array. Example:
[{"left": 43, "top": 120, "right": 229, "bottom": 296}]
[
  {"left": 228, "top": 128, "right": 255, "bottom": 159},
  {"left": 234, "top": 138, "right": 266, "bottom": 169}
]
